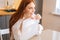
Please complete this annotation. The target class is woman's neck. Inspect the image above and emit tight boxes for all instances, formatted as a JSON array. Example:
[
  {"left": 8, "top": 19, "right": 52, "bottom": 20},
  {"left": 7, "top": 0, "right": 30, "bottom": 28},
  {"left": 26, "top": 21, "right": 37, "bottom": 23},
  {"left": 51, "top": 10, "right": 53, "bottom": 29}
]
[{"left": 23, "top": 14, "right": 31, "bottom": 19}]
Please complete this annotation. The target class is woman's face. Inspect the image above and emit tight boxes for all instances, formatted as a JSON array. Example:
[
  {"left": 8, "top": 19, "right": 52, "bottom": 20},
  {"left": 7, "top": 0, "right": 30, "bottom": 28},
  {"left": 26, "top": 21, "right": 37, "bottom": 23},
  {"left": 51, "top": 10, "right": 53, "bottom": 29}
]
[{"left": 23, "top": 2, "right": 35, "bottom": 16}]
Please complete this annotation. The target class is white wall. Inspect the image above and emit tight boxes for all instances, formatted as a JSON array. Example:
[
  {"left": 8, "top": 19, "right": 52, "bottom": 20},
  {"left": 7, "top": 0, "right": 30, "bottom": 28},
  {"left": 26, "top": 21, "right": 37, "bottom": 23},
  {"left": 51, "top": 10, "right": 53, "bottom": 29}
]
[
  {"left": 0, "top": 0, "right": 21, "bottom": 9},
  {"left": 42, "top": 0, "right": 60, "bottom": 31},
  {"left": 41, "top": 0, "right": 60, "bottom": 40},
  {"left": 0, "top": 0, "right": 7, "bottom": 9}
]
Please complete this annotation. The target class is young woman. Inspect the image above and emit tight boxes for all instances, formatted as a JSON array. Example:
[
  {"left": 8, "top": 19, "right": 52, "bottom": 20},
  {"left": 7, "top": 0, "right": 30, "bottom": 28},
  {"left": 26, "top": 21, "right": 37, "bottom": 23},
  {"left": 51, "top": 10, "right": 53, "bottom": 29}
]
[{"left": 9, "top": 0, "right": 43, "bottom": 40}]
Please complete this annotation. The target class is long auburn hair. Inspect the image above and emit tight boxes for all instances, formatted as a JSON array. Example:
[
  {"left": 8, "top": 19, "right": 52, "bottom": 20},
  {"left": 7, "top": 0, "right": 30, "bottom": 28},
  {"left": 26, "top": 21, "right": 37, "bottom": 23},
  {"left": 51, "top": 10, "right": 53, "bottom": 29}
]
[{"left": 9, "top": 0, "right": 34, "bottom": 36}]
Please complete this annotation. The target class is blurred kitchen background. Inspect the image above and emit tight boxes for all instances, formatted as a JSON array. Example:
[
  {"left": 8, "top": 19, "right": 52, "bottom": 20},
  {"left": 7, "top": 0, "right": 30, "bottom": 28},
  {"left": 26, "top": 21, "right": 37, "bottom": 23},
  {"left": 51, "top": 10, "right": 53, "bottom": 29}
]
[{"left": 0, "top": 0, "right": 60, "bottom": 40}]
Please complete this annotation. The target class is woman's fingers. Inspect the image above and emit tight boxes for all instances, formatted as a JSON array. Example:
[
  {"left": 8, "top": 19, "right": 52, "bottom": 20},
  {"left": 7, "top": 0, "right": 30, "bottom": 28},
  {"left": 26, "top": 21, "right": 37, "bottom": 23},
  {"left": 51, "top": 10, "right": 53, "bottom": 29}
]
[{"left": 36, "top": 14, "right": 41, "bottom": 20}]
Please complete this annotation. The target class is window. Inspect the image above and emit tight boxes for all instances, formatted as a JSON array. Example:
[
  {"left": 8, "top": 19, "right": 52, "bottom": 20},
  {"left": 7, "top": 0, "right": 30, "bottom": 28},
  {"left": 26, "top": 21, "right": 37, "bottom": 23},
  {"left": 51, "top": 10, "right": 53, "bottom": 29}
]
[{"left": 55, "top": 0, "right": 60, "bottom": 13}]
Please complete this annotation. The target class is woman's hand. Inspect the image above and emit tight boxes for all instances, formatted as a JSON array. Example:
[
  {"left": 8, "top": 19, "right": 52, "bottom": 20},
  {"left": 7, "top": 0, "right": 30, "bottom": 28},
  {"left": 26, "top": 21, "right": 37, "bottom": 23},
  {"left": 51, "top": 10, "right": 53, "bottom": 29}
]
[
  {"left": 31, "top": 13, "right": 41, "bottom": 20},
  {"left": 35, "top": 14, "right": 41, "bottom": 20}
]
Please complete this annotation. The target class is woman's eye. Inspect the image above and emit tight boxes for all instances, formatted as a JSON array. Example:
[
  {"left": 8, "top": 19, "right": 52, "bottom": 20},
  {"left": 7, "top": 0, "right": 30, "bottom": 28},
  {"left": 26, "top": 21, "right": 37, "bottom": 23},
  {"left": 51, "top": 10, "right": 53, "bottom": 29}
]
[
  {"left": 29, "top": 7, "right": 33, "bottom": 9},
  {"left": 28, "top": 7, "right": 35, "bottom": 10}
]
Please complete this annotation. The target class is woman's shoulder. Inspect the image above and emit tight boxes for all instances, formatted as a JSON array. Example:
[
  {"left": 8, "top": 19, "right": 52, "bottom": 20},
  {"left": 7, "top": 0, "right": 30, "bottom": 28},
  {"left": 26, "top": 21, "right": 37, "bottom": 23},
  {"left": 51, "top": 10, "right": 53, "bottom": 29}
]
[{"left": 12, "top": 19, "right": 22, "bottom": 29}]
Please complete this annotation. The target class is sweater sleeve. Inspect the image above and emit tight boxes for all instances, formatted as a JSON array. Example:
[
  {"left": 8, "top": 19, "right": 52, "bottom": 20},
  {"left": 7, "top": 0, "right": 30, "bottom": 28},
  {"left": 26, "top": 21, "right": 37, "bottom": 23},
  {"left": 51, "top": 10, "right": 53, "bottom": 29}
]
[{"left": 12, "top": 19, "right": 22, "bottom": 40}]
